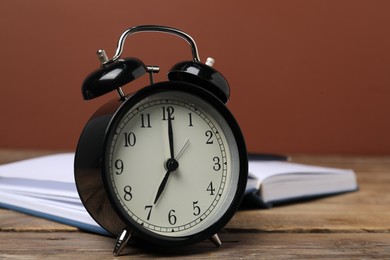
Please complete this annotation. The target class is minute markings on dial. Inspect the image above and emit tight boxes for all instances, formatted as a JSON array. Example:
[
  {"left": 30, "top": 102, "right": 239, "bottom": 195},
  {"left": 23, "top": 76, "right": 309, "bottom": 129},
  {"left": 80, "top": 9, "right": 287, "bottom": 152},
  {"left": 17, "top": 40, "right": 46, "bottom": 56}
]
[{"left": 110, "top": 97, "right": 228, "bottom": 233}]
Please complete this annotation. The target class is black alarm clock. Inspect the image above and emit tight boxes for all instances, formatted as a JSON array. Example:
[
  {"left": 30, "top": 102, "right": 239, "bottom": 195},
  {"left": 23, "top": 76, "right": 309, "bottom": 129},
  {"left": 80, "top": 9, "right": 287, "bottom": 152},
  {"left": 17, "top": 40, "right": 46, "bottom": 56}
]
[{"left": 74, "top": 25, "right": 248, "bottom": 256}]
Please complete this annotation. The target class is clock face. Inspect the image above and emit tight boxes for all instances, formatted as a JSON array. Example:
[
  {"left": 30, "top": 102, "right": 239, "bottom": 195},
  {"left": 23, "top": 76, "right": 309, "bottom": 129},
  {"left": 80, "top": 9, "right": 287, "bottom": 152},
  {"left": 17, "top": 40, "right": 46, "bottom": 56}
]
[{"left": 104, "top": 86, "right": 243, "bottom": 241}]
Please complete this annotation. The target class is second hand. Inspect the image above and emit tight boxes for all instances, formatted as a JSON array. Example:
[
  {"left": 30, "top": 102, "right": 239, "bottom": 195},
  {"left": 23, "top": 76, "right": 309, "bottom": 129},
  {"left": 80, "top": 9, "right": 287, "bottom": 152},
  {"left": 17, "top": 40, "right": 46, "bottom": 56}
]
[{"left": 176, "top": 139, "right": 190, "bottom": 160}]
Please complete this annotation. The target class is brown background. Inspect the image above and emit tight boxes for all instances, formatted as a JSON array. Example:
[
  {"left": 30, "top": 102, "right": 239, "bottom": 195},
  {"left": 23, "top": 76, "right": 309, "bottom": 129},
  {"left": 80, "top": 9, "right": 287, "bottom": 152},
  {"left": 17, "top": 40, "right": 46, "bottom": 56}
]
[{"left": 1, "top": 1, "right": 389, "bottom": 155}]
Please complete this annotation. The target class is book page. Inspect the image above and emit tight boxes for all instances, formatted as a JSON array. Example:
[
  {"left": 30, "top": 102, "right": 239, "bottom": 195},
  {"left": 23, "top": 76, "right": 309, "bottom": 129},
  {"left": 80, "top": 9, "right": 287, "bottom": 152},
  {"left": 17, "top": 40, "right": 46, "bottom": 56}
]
[
  {"left": 249, "top": 161, "right": 354, "bottom": 183},
  {"left": 0, "top": 153, "right": 77, "bottom": 199},
  {"left": 0, "top": 153, "right": 75, "bottom": 182}
]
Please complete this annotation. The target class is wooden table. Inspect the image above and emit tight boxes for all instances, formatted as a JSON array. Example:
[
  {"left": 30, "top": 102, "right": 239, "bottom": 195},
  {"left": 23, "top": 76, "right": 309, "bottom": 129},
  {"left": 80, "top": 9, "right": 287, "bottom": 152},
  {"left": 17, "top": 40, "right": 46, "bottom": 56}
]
[{"left": 0, "top": 150, "right": 389, "bottom": 259}]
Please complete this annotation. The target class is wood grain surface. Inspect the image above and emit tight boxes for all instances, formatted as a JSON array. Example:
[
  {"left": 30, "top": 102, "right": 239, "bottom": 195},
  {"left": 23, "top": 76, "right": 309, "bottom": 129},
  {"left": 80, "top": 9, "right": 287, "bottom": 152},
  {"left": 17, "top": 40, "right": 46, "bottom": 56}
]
[{"left": 0, "top": 150, "right": 389, "bottom": 259}]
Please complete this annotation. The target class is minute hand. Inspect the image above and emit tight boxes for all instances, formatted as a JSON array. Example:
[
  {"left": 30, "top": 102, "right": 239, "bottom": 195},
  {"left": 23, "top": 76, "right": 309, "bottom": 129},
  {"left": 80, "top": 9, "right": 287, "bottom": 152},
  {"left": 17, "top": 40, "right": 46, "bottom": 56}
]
[{"left": 168, "top": 112, "right": 174, "bottom": 159}]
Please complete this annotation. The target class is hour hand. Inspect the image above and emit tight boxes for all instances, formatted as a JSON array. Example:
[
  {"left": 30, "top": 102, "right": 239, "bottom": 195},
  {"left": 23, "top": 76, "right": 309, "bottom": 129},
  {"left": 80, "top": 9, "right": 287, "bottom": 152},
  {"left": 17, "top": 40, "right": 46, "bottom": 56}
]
[
  {"left": 154, "top": 169, "right": 170, "bottom": 205},
  {"left": 154, "top": 159, "right": 178, "bottom": 204}
]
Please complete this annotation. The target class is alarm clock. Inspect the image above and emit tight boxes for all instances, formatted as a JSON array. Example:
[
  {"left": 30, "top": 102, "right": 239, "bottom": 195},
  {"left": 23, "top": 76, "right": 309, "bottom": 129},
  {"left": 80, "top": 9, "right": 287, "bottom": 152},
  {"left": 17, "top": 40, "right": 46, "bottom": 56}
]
[{"left": 74, "top": 25, "right": 248, "bottom": 256}]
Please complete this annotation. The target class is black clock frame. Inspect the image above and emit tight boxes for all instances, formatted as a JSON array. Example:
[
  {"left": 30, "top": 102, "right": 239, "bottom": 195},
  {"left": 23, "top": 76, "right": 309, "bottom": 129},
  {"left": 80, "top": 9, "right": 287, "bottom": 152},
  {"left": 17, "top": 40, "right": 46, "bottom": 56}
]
[{"left": 75, "top": 81, "right": 247, "bottom": 247}]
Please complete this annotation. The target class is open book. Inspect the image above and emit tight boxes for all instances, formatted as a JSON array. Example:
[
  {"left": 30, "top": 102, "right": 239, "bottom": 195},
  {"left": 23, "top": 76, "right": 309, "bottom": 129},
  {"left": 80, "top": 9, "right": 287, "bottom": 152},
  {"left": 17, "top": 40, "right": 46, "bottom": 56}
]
[
  {"left": 245, "top": 159, "right": 358, "bottom": 208},
  {"left": 0, "top": 153, "right": 358, "bottom": 234},
  {"left": 0, "top": 153, "right": 108, "bottom": 235}
]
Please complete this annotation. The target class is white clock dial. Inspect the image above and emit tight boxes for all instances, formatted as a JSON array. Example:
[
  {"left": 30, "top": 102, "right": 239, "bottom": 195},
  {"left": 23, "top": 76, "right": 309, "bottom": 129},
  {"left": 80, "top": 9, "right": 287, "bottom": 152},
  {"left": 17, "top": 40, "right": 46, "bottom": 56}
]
[{"left": 106, "top": 90, "right": 239, "bottom": 237}]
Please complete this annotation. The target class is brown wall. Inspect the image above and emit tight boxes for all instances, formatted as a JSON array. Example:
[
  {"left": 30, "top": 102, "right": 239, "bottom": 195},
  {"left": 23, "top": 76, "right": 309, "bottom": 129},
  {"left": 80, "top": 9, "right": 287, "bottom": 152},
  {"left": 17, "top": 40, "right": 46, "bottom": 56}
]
[{"left": 1, "top": 1, "right": 389, "bottom": 155}]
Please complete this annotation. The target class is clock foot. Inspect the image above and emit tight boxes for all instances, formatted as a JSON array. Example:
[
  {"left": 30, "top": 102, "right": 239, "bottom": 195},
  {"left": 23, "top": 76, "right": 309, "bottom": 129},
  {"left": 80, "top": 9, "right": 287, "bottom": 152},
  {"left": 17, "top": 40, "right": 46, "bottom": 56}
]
[
  {"left": 209, "top": 233, "right": 222, "bottom": 247},
  {"left": 113, "top": 227, "right": 132, "bottom": 256}
]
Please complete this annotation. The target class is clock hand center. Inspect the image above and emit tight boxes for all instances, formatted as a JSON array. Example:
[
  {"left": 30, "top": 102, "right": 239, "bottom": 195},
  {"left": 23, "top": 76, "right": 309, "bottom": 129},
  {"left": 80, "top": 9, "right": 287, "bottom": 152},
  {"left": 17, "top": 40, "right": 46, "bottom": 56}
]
[{"left": 166, "top": 158, "right": 179, "bottom": 171}]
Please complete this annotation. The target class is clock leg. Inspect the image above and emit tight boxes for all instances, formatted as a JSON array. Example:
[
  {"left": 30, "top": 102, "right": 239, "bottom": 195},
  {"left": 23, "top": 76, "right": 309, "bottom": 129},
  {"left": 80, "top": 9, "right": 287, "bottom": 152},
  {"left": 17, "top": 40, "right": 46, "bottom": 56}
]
[
  {"left": 113, "top": 227, "right": 132, "bottom": 256},
  {"left": 209, "top": 233, "right": 222, "bottom": 247}
]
